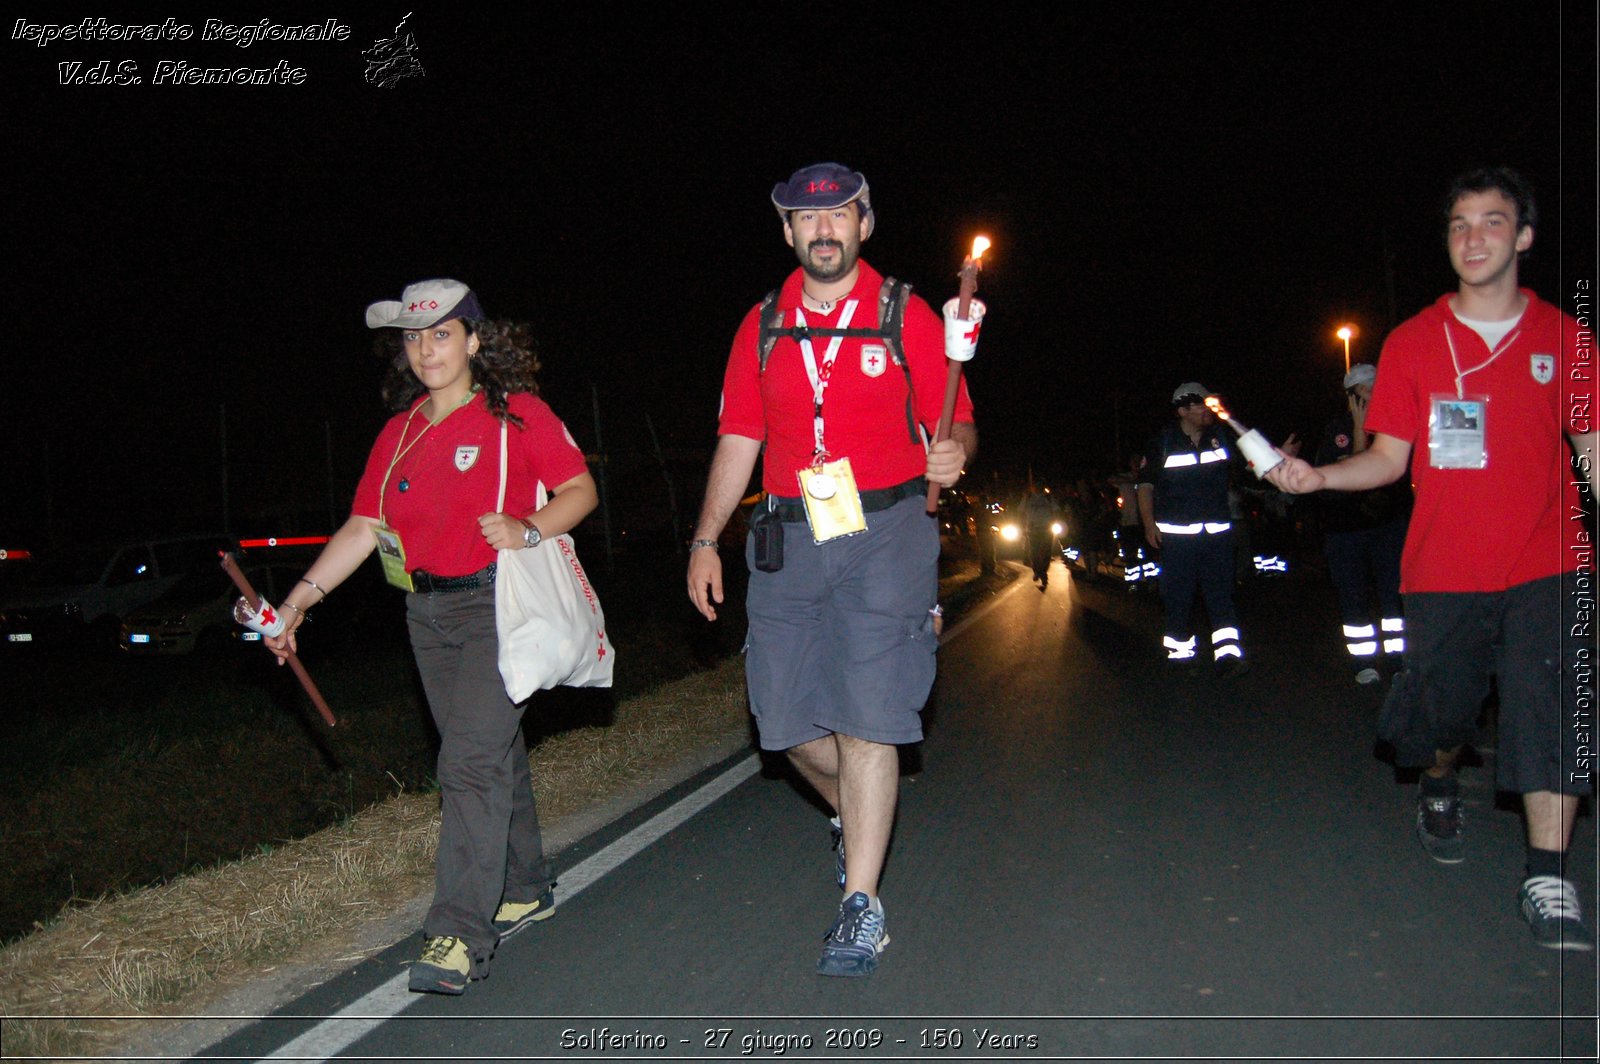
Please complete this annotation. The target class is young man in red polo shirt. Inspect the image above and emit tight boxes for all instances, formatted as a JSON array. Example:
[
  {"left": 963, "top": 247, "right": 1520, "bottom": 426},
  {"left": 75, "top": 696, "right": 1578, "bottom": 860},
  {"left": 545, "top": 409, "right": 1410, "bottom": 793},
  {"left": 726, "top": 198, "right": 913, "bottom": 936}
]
[
  {"left": 1269, "top": 167, "right": 1596, "bottom": 950},
  {"left": 687, "top": 163, "right": 976, "bottom": 976}
]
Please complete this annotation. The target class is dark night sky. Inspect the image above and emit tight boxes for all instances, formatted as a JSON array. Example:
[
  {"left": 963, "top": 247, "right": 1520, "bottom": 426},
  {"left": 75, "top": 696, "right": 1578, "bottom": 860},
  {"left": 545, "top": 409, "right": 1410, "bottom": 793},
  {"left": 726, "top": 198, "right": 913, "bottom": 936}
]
[{"left": 4, "top": 3, "right": 1595, "bottom": 544}]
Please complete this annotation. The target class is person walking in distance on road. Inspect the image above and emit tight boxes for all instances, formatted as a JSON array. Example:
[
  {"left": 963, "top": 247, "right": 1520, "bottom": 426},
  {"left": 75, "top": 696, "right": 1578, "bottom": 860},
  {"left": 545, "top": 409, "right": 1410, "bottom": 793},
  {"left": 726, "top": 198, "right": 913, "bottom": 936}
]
[
  {"left": 1137, "top": 383, "right": 1248, "bottom": 677},
  {"left": 1020, "top": 483, "right": 1060, "bottom": 587},
  {"left": 1313, "top": 362, "right": 1412, "bottom": 685},
  {"left": 687, "top": 163, "right": 976, "bottom": 977},
  {"left": 267, "top": 279, "right": 599, "bottom": 991},
  {"left": 1268, "top": 167, "right": 1596, "bottom": 950}
]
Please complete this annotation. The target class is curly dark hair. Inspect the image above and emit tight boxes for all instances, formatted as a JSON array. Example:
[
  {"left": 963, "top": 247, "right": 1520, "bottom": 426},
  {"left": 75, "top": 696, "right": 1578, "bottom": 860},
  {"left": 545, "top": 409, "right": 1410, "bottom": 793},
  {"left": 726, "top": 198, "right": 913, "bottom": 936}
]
[{"left": 376, "top": 318, "right": 542, "bottom": 427}]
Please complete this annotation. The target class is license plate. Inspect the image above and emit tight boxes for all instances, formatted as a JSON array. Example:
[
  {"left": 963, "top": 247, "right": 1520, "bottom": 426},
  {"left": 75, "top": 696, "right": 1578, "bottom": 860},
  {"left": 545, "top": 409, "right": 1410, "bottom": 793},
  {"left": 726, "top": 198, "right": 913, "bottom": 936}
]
[
  {"left": 7, "top": 633, "right": 32, "bottom": 643},
  {"left": 130, "top": 633, "right": 151, "bottom": 644}
]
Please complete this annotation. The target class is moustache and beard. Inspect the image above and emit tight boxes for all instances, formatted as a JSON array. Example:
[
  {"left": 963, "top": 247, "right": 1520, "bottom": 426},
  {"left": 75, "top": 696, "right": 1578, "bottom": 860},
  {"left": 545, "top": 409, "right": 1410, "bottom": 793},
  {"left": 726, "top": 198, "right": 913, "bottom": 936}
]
[{"left": 799, "top": 237, "right": 859, "bottom": 283}]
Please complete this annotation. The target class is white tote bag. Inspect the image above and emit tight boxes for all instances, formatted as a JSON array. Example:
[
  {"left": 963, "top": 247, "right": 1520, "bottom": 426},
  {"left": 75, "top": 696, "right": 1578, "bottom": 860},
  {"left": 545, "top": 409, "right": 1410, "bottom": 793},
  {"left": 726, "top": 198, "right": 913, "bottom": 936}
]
[{"left": 493, "top": 420, "right": 614, "bottom": 701}]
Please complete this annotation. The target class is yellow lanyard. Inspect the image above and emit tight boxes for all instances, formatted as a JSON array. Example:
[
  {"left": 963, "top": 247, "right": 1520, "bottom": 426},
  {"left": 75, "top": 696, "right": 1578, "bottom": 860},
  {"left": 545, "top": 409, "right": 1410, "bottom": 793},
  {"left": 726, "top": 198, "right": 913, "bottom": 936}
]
[{"left": 376, "top": 400, "right": 440, "bottom": 526}]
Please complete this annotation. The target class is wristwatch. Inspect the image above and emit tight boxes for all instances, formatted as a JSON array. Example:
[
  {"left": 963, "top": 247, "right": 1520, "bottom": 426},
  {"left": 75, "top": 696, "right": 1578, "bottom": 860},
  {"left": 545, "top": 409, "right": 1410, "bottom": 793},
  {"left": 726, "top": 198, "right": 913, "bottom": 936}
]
[{"left": 521, "top": 520, "right": 543, "bottom": 548}]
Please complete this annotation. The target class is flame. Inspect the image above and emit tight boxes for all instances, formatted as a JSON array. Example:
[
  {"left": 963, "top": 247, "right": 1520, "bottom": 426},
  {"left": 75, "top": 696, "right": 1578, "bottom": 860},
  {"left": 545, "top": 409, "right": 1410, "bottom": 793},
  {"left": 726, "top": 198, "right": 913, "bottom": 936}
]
[
  {"left": 1203, "top": 396, "right": 1231, "bottom": 420},
  {"left": 970, "top": 235, "right": 991, "bottom": 262}
]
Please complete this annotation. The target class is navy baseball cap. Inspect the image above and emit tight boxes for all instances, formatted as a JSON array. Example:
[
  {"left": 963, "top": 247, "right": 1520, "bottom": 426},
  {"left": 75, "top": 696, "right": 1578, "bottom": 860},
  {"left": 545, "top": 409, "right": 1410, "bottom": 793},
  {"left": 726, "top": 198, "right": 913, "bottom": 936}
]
[
  {"left": 365, "top": 278, "right": 485, "bottom": 329},
  {"left": 771, "top": 163, "right": 874, "bottom": 237}
]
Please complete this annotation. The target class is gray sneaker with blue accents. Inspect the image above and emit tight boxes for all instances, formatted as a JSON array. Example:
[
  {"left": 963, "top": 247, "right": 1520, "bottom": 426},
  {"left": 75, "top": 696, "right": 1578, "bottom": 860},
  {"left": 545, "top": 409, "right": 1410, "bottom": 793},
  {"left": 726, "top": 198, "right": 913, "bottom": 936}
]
[{"left": 817, "top": 891, "right": 888, "bottom": 977}]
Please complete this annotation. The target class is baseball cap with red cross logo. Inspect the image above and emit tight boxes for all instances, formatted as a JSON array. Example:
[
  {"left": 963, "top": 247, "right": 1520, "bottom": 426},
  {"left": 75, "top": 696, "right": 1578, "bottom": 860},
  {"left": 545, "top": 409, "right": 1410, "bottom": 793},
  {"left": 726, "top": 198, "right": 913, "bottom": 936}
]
[
  {"left": 365, "top": 278, "right": 486, "bottom": 330},
  {"left": 770, "top": 162, "right": 875, "bottom": 238}
]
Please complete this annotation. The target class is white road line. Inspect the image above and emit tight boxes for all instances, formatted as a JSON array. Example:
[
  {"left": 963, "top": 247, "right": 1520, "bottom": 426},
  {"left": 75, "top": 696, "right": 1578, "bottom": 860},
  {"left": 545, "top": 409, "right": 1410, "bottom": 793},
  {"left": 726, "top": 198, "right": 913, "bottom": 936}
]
[
  {"left": 260, "top": 756, "right": 761, "bottom": 1062},
  {"left": 940, "top": 566, "right": 1029, "bottom": 644},
  {"left": 262, "top": 582, "right": 1004, "bottom": 1061}
]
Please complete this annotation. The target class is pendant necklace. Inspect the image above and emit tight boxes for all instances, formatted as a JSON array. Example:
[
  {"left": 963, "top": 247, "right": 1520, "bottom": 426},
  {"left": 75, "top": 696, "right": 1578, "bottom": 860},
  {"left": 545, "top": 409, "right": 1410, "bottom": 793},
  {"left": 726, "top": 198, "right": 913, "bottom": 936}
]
[
  {"left": 802, "top": 289, "right": 837, "bottom": 314},
  {"left": 394, "top": 389, "right": 478, "bottom": 494}
]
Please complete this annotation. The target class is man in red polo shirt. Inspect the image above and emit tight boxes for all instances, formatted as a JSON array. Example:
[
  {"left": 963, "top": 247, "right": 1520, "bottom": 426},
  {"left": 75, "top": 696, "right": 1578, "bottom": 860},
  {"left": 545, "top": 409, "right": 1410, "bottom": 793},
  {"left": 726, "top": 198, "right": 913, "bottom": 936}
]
[
  {"left": 688, "top": 163, "right": 976, "bottom": 977},
  {"left": 1269, "top": 166, "right": 1596, "bottom": 950}
]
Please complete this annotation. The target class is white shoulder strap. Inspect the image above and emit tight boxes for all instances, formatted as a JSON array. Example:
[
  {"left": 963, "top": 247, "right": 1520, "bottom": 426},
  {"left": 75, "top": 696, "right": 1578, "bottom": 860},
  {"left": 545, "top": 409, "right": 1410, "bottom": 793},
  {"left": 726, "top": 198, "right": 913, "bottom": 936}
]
[
  {"left": 497, "top": 419, "right": 509, "bottom": 513},
  {"left": 497, "top": 418, "right": 549, "bottom": 515}
]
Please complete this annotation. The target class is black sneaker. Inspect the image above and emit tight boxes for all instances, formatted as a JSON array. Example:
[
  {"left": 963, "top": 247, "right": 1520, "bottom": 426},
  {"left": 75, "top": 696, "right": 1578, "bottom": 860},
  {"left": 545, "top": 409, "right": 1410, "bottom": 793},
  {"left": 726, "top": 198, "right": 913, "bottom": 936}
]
[
  {"left": 1415, "top": 790, "right": 1465, "bottom": 864},
  {"left": 1518, "top": 875, "right": 1596, "bottom": 951},
  {"left": 493, "top": 884, "right": 556, "bottom": 940},
  {"left": 1215, "top": 656, "right": 1249, "bottom": 679}
]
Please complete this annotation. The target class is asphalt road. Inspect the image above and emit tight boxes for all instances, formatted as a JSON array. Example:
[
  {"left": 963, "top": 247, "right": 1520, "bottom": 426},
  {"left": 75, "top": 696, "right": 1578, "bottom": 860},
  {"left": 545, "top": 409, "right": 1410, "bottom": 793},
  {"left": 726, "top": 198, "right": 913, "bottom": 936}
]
[{"left": 194, "top": 559, "right": 1597, "bottom": 1063}]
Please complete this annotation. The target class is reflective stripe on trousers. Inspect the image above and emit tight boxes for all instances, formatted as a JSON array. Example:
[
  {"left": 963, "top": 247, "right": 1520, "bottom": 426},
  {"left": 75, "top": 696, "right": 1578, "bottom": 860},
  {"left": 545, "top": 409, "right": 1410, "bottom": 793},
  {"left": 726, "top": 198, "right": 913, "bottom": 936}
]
[
  {"left": 1156, "top": 520, "right": 1232, "bottom": 535},
  {"left": 1381, "top": 615, "right": 1405, "bottom": 654},
  {"left": 1343, "top": 622, "right": 1379, "bottom": 658}
]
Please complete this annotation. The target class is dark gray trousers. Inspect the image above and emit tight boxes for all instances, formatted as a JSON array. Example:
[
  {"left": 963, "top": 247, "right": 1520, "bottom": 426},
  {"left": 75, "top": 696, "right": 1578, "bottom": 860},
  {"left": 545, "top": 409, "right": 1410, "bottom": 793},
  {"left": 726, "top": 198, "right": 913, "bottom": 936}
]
[{"left": 406, "top": 586, "right": 552, "bottom": 955}]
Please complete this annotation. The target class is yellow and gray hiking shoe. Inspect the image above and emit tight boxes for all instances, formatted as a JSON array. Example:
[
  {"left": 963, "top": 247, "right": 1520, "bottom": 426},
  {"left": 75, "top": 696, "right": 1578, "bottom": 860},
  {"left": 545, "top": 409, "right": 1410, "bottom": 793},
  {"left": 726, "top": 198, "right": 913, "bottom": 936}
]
[
  {"left": 493, "top": 884, "right": 556, "bottom": 941},
  {"left": 409, "top": 935, "right": 471, "bottom": 995}
]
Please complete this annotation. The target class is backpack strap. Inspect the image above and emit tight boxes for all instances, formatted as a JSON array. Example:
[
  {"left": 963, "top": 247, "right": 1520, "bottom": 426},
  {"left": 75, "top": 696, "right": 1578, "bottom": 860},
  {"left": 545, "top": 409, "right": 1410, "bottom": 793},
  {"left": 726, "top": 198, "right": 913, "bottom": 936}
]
[
  {"left": 878, "top": 277, "right": 920, "bottom": 444},
  {"left": 757, "top": 289, "right": 784, "bottom": 373}
]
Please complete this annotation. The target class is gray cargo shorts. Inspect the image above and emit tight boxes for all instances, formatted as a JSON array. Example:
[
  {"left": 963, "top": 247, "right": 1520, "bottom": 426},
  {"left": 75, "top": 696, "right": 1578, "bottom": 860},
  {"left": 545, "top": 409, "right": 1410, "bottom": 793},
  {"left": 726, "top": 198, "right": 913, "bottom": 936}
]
[{"left": 743, "top": 494, "right": 940, "bottom": 751}]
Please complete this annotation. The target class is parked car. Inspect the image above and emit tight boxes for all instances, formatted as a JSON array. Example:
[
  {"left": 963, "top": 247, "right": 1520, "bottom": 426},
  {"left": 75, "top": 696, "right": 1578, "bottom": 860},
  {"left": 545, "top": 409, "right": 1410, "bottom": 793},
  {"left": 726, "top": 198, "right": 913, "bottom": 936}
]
[
  {"left": 0, "top": 535, "right": 234, "bottom": 649},
  {"left": 119, "top": 564, "right": 297, "bottom": 655}
]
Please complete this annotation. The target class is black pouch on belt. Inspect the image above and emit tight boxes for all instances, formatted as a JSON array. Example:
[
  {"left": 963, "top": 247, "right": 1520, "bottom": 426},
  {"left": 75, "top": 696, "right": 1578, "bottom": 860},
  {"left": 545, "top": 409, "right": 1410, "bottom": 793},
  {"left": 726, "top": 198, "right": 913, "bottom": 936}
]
[{"left": 751, "top": 507, "right": 784, "bottom": 572}]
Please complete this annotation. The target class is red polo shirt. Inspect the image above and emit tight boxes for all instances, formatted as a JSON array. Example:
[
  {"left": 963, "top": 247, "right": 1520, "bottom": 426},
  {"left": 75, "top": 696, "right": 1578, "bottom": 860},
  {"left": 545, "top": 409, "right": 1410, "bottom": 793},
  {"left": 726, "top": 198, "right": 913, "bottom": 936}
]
[
  {"left": 717, "top": 260, "right": 976, "bottom": 495},
  {"left": 352, "top": 392, "right": 589, "bottom": 577},
  {"left": 1364, "top": 290, "right": 1587, "bottom": 592}
]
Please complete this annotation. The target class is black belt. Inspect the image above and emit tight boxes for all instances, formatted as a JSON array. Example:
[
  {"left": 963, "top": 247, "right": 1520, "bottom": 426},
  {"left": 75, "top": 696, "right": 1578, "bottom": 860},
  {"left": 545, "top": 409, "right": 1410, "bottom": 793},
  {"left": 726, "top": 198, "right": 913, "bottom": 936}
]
[
  {"left": 766, "top": 476, "right": 927, "bottom": 523},
  {"left": 411, "top": 563, "right": 497, "bottom": 593}
]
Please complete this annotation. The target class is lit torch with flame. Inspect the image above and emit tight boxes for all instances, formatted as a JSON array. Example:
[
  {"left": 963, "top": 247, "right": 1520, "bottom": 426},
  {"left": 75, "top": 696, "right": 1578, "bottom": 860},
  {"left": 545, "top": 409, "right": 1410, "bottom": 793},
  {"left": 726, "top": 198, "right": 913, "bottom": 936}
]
[
  {"left": 1203, "top": 396, "right": 1284, "bottom": 478},
  {"left": 925, "top": 235, "right": 990, "bottom": 511}
]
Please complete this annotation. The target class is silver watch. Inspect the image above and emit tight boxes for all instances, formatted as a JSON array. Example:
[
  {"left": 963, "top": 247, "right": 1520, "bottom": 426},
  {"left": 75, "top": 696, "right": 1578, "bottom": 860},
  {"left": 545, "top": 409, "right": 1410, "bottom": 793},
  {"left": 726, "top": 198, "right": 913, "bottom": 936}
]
[{"left": 522, "top": 521, "right": 542, "bottom": 548}]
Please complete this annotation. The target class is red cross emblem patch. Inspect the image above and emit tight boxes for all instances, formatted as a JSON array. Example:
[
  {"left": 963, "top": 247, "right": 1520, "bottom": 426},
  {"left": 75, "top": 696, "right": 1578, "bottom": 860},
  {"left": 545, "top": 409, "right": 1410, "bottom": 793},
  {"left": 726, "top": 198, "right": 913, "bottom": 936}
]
[{"left": 860, "top": 344, "right": 888, "bottom": 378}]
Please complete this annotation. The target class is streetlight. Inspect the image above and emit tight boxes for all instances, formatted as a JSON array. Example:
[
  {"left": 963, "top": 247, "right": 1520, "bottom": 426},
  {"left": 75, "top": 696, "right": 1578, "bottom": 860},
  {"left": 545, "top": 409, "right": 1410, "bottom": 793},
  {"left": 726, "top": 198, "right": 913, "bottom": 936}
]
[{"left": 1335, "top": 325, "right": 1355, "bottom": 374}]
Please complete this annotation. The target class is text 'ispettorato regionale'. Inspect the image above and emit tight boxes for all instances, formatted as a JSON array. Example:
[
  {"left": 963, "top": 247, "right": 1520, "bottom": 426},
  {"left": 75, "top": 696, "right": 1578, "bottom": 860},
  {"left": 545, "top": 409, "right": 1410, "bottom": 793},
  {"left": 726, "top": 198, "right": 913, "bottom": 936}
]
[{"left": 14, "top": 18, "right": 353, "bottom": 86}]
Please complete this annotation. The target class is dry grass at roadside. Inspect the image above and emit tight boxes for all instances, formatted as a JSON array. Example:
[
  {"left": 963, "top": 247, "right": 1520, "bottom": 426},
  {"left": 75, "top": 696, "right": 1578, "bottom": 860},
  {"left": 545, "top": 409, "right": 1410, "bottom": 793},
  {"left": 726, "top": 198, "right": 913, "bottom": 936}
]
[{"left": 0, "top": 657, "right": 749, "bottom": 1062}]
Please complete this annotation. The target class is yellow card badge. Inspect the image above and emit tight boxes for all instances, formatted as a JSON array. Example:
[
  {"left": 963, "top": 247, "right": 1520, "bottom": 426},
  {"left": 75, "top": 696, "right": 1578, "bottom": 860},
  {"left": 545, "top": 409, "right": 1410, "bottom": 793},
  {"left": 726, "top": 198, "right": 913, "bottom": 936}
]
[{"left": 798, "top": 457, "right": 867, "bottom": 543}]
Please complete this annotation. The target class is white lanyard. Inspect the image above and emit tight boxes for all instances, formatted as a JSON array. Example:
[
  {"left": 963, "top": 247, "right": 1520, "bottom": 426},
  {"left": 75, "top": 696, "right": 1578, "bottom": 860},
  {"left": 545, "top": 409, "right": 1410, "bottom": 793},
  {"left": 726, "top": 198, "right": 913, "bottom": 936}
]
[
  {"left": 794, "top": 299, "right": 859, "bottom": 461},
  {"left": 1443, "top": 318, "right": 1521, "bottom": 399}
]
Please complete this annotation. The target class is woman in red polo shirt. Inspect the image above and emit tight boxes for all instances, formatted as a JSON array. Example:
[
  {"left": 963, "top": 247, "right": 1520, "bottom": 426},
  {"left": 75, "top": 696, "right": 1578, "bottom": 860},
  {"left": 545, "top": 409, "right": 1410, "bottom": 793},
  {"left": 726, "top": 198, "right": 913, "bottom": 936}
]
[{"left": 268, "top": 278, "right": 596, "bottom": 995}]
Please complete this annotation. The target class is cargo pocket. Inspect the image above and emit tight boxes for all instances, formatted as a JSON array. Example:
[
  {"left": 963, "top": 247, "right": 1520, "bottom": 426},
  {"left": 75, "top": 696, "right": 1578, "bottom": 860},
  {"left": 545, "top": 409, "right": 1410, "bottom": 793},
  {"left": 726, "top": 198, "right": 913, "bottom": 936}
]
[{"left": 887, "top": 611, "right": 940, "bottom": 709}]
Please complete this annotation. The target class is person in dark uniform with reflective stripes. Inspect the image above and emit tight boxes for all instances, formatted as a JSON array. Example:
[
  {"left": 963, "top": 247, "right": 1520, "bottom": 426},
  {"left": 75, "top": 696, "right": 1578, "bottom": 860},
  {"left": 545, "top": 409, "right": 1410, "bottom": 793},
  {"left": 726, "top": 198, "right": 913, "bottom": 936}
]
[
  {"left": 1313, "top": 362, "right": 1411, "bottom": 684},
  {"left": 1136, "top": 382, "right": 1246, "bottom": 676}
]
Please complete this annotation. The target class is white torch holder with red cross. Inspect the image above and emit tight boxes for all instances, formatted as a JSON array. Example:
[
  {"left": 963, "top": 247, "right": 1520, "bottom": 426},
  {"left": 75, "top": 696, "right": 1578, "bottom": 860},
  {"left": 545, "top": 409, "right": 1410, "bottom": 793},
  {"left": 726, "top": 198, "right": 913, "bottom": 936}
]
[
  {"left": 941, "top": 297, "right": 987, "bottom": 361},
  {"left": 233, "top": 596, "right": 287, "bottom": 638}
]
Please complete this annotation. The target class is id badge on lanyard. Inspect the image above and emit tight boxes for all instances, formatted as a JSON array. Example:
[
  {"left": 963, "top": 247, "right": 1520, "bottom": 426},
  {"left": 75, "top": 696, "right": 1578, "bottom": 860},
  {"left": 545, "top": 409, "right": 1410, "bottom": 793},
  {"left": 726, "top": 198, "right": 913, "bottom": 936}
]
[
  {"left": 798, "top": 456, "right": 867, "bottom": 542},
  {"left": 794, "top": 302, "right": 869, "bottom": 543},
  {"left": 373, "top": 524, "right": 415, "bottom": 591},
  {"left": 1428, "top": 393, "right": 1489, "bottom": 470}
]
